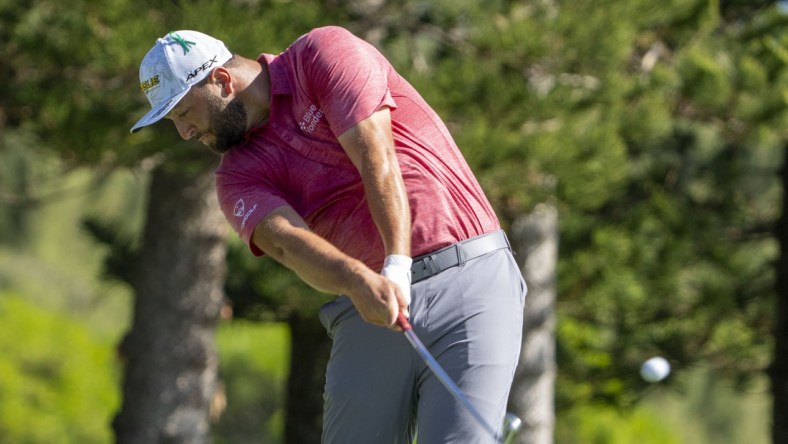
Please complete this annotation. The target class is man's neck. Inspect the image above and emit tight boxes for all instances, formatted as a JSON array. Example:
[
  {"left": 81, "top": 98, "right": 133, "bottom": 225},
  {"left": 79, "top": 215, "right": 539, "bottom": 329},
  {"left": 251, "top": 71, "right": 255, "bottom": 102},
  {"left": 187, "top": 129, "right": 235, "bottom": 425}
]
[{"left": 246, "top": 58, "right": 271, "bottom": 129}]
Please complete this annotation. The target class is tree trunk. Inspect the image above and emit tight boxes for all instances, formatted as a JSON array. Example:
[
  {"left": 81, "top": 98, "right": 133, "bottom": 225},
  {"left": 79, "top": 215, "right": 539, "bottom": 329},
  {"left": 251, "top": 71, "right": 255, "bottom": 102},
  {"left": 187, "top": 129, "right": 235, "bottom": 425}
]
[
  {"left": 509, "top": 204, "right": 558, "bottom": 444},
  {"left": 772, "top": 143, "right": 788, "bottom": 444},
  {"left": 113, "top": 165, "right": 227, "bottom": 444},
  {"left": 284, "top": 312, "right": 332, "bottom": 444}
]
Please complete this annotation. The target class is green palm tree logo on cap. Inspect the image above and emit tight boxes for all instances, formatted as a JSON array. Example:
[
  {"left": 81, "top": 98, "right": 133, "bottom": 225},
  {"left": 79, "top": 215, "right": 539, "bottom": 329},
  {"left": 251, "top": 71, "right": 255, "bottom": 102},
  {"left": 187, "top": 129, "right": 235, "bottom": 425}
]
[{"left": 169, "top": 32, "right": 196, "bottom": 55}]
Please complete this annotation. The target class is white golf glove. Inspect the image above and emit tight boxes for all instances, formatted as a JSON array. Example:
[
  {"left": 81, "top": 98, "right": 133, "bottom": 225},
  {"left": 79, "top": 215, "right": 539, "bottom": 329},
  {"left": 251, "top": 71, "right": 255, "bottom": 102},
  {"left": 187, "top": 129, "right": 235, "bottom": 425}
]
[{"left": 381, "top": 254, "right": 413, "bottom": 316}]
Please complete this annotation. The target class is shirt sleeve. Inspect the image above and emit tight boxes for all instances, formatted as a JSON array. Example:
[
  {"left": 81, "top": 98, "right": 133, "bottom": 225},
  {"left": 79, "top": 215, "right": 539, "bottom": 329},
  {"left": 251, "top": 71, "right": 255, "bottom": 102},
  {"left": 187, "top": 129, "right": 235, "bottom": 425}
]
[
  {"left": 298, "top": 26, "right": 397, "bottom": 137},
  {"left": 215, "top": 167, "right": 288, "bottom": 257}
]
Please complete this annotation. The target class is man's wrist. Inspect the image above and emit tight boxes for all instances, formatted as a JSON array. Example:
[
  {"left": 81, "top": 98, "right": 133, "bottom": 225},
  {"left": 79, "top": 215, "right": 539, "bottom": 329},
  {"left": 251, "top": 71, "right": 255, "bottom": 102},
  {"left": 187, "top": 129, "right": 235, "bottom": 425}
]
[
  {"left": 383, "top": 254, "right": 412, "bottom": 268},
  {"left": 381, "top": 254, "right": 412, "bottom": 310}
]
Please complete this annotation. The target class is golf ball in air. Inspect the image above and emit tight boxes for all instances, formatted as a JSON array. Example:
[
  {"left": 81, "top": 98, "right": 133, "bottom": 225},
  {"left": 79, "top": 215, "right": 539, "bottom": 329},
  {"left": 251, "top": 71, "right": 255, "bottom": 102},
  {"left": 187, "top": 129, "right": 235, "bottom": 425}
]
[{"left": 640, "top": 356, "right": 671, "bottom": 382}]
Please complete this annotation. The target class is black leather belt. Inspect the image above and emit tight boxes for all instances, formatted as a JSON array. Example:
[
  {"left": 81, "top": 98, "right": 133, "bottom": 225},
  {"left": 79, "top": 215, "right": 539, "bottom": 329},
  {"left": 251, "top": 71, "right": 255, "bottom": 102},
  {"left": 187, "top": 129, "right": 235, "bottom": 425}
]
[{"left": 411, "top": 230, "right": 511, "bottom": 284}]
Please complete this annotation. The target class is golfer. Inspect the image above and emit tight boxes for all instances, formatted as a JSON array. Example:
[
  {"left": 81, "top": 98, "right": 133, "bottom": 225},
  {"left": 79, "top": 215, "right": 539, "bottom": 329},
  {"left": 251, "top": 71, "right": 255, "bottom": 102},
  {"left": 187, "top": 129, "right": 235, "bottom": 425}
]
[{"left": 132, "top": 26, "right": 526, "bottom": 444}]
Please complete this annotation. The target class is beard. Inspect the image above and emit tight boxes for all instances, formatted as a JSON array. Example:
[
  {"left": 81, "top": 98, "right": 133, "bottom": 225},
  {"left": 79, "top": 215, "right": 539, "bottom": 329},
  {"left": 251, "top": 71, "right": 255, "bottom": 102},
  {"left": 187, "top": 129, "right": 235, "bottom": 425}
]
[{"left": 205, "top": 94, "right": 248, "bottom": 154}]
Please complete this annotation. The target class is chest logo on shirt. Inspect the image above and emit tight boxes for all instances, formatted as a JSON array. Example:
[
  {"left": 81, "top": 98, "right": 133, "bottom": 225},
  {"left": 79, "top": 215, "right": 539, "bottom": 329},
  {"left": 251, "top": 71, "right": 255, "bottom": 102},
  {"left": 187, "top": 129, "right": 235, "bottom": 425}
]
[{"left": 300, "top": 105, "right": 324, "bottom": 133}]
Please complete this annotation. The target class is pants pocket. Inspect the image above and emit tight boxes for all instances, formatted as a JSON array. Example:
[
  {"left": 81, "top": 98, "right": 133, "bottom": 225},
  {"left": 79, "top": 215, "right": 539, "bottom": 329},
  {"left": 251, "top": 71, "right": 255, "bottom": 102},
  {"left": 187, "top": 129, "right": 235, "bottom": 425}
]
[{"left": 318, "top": 296, "right": 356, "bottom": 339}]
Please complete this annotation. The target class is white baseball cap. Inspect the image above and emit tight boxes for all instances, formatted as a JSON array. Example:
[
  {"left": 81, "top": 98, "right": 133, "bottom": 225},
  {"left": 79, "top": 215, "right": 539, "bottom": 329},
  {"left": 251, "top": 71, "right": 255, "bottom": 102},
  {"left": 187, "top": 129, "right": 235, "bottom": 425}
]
[{"left": 131, "top": 30, "right": 232, "bottom": 133}]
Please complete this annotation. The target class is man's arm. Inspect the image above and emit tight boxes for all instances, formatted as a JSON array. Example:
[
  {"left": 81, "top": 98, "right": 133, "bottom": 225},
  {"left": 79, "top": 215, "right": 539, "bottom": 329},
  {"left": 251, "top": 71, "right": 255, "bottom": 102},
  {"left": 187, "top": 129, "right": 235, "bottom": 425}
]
[
  {"left": 337, "top": 107, "right": 411, "bottom": 258},
  {"left": 251, "top": 205, "right": 404, "bottom": 327},
  {"left": 250, "top": 107, "right": 412, "bottom": 327},
  {"left": 337, "top": 107, "right": 413, "bottom": 316}
]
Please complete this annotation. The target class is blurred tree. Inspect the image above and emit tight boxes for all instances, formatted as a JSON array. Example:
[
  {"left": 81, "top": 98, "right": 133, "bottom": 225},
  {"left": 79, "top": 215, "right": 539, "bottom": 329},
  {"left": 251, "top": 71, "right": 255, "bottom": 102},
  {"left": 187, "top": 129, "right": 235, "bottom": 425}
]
[
  {"left": 2, "top": 0, "right": 350, "bottom": 440},
  {"left": 510, "top": 205, "right": 559, "bottom": 444},
  {"left": 774, "top": 139, "right": 788, "bottom": 443},
  {"left": 0, "top": 138, "right": 35, "bottom": 246},
  {"left": 737, "top": 5, "right": 788, "bottom": 441},
  {"left": 112, "top": 162, "right": 227, "bottom": 444},
  {"left": 2, "top": 0, "right": 228, "bottom": 441}
]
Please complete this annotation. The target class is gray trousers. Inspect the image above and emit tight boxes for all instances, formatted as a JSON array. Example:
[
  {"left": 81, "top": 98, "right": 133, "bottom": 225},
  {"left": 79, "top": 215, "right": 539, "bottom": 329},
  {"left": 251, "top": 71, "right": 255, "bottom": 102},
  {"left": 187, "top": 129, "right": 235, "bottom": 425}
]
[{"left": 319, "top": 247, "right": 526, "bottom": 444}]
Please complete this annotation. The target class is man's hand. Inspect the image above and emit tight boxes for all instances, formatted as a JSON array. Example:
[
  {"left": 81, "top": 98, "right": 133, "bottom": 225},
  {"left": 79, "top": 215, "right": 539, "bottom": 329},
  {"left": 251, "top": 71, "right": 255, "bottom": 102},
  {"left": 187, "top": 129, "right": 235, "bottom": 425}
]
[
  {"left": 381, "top": 254, "right": 412, "bottom": 317},
  {"left": 348, "top": 267, "right": 409, "bottom": 328}
]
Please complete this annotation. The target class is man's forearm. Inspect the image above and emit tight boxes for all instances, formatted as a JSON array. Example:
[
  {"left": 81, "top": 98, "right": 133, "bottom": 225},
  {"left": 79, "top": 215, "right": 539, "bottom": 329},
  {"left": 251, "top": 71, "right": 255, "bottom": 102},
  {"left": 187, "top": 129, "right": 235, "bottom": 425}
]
[
  {"left": 252, "top": 209, "right": 371, "bottom": 296},
  {"left": 252, "top": 206, "right": 405, "bottom": 327},
  {"left": 361, "top": 157, "right": 411, "bottom": 258}
]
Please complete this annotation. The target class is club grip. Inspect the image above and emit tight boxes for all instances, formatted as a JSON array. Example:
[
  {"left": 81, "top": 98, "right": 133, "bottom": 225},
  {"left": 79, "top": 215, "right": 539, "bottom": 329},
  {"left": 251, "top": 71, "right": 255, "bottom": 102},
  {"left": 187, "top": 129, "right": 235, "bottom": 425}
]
[{"left": 396, "top": 312, "right": 412, "bottom": 330}]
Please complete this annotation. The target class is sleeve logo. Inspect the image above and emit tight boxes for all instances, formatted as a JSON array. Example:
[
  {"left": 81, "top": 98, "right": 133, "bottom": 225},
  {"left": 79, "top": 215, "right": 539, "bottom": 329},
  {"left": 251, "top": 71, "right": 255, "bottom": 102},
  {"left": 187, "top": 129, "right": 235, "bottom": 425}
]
[
  {"left": 234, "top": 198, "right": 258, "bottom": 229},
  {"left": 233, "top": 199, "right": 245, "bottom": 217}
]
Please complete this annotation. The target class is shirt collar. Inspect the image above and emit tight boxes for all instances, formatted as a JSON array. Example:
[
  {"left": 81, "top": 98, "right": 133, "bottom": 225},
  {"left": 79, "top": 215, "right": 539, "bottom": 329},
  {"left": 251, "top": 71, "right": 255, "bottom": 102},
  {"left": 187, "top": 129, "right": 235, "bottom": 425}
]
[{"left": 259, "top": 53, "right": 291, "bottom": 96}]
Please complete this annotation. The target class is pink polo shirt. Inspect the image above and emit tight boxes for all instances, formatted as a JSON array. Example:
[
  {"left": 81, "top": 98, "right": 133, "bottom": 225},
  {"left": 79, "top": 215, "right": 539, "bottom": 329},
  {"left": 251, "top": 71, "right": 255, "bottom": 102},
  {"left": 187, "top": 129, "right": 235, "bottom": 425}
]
[{"left": 215, "top": 26, "right": 499, "bottom": 271}]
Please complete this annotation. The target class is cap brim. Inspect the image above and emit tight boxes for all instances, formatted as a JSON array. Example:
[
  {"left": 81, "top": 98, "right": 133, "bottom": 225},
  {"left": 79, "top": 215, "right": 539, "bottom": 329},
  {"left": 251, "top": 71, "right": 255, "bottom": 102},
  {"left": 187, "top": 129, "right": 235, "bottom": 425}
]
[{"left": 130, "top": 87, "right": 191, "bottom": 133}]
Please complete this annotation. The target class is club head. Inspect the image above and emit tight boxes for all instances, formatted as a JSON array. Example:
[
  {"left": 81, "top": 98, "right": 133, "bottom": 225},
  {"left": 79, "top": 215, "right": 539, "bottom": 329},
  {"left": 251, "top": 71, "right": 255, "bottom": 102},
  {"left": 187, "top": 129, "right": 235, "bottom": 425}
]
[{"left": 502, "top": 412, "right": 522, "bottom": 444}]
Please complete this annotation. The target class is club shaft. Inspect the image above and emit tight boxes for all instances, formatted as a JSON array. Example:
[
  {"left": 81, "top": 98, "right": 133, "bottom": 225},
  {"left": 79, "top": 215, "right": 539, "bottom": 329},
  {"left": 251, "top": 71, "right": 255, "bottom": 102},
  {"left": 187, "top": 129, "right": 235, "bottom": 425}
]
[{"left": 398, "top": 315, "right": 501, "bottom": 441}]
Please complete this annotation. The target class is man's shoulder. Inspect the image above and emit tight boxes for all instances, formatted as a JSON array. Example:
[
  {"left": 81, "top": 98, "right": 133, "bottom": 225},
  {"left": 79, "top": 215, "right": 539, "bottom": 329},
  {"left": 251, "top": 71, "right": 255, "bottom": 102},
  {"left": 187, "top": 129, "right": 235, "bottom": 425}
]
[
  {"left": 305, "top": 25, "right": 354, "bottom": 41},
  {"left": 288, "top": 26, "right": 358, "bottom": 52}
]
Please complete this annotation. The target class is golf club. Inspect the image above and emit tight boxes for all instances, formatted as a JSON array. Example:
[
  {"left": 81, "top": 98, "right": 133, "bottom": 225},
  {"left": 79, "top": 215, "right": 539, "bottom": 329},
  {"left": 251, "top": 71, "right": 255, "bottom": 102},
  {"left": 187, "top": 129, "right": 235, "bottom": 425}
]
[{"left": 396, "top": 312, "right": 521, "bottom": 443}]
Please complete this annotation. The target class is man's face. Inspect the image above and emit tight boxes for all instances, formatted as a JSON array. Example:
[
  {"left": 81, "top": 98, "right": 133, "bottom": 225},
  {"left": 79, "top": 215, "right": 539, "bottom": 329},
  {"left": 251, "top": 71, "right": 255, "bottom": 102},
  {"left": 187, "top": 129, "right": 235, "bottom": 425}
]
[
  {"left": 204, "top": 93, "right": 248, "bottom": 154},
  {"left": 168, "top": 86, "right": 248, "bottom": 154}
]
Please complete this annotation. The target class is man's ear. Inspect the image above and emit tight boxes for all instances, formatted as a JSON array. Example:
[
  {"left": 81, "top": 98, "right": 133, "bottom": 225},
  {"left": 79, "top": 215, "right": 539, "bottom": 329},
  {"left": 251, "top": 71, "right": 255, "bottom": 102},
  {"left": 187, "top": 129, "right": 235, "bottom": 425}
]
[{"left": 210, "top": 67, "right": 233, "bottom": 96}]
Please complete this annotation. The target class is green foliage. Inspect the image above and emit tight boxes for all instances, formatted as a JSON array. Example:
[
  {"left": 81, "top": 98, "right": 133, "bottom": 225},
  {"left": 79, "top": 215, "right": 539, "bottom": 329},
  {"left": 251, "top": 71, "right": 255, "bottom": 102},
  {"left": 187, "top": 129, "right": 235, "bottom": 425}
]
[
  {"left": 0, "top": 159, "right": 137, "bottom": 328},
  {"left": 0, "top": 294, "right": 119, "bottom": 444},
  {"left": 212, "top": 321, "right": 290, "bottom": 443},
  {"left": 378, "top": 0, "right": 786, "bottom": 411},
  {"left": 556, "top": 404, "right": 683, "bottom": 444},
  {"left": 677, "top": 44, "right": 735, "bottom": 111},
  {"left": 224, "top": 235, "right": 335, "bottom": 321},
  {"left": 2, "top": 0, "right": 144, "bottom": 164},
  {"left": 640, "top": 366, "right": 771, "bottom": 444},
  {"left": 0, "top": 130, "right": 48, "bottom": 246}
]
